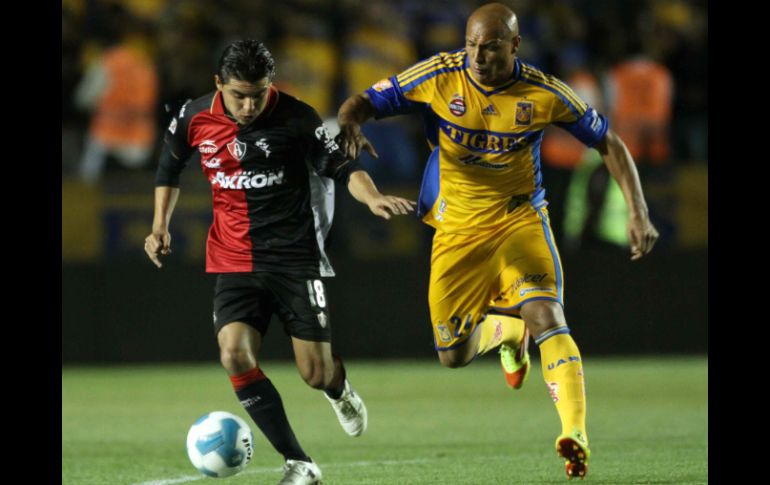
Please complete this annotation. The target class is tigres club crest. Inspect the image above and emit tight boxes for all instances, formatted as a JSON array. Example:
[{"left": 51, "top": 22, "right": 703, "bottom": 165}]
[
  {"left": 227, "top": 138, "right": 247, "bottom": 160},
  {"left": 515, "top": 101, "right": 534, "bottom": 126},
  {"left": 449, "top": 94, "right": 466, "bottom": 116},
  {"left": 436, "top": 323, "right": 451, "bottom": 342}
]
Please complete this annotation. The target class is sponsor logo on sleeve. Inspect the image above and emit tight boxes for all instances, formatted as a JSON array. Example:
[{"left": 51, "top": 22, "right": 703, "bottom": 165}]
[
  {"left": 589, "top": 108, "right": 601, "bottom": 132},
  {"left": 372, "top": 78, "right": 394, "bottom": 92},
  {"left": 314, "top": 125, "right": 340, "bottom": 153}
]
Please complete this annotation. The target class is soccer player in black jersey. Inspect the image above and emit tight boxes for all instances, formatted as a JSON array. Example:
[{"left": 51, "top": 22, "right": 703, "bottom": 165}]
[{"left": 144, "top": 40, "right": 415, "bottom": 485}]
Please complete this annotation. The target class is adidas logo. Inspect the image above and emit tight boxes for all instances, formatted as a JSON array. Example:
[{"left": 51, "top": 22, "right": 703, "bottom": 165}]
[{"left": 482, "top": 104, "right": 498, "bottom": 115}]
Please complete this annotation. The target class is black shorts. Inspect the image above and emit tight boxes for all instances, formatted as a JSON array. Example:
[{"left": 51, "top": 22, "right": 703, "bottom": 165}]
[{"left": 213, "top": 272, "right": 332, "bottom": 342}]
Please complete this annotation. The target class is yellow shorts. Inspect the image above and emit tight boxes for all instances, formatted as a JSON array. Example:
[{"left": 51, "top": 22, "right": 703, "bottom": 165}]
[{"left": 429, "top": 205, "right": 564, "bottom": 350}]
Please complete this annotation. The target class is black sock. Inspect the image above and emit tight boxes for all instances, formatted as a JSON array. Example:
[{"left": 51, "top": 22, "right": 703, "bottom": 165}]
[
  {"left": 324, "top": 354, "right": 346, "bottom": 400},
  {"left": 236, "top": 378, "right": 310, "bottom": 462}
]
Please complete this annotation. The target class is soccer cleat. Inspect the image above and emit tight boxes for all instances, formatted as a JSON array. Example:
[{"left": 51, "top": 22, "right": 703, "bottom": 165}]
[
  {"left": 555, "top": 430, "right": 591, "bottom": 480},
  {"left": 324, "top": 379, "right": 368, "bottom": 437},
  {"left": 277, "top": 459, "right": 322, "bottom": 485},
  {"left": 499, "top": 328, "right": 531, "bottom": 389}
]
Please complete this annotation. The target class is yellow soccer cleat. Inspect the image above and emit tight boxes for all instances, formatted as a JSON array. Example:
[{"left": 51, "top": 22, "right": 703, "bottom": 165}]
[
  {"left": 499, "top": 328, "right": 530, "bottom": 389},
  {"left": 555, "top": 430, "right": 591, "bottom": 480}
]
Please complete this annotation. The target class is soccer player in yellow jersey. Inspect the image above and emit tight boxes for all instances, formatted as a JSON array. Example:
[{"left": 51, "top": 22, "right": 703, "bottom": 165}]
[{"left": 338, "top": 2, "right": 659, "bottom": 480}]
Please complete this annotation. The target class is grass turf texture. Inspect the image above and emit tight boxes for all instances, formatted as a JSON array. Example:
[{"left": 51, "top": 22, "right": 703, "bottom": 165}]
[{"left": 62, "top": 357, "right": 707, "bottom": 484}]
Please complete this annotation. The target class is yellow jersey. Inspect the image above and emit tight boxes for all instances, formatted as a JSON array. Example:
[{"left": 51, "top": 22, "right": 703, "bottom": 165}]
[{"left": 366, "top": 49, "right": 609, "bottom": 234}]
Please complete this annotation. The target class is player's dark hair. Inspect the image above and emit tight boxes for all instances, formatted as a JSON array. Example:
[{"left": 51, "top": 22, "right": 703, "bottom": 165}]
[{"left": 218, "top": 40, "right": 276, "bottom": 84}]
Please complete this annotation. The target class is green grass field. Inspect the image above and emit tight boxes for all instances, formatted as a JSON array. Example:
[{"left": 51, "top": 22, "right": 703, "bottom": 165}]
[{"left": 62, "top": 357, "right": 707, "bottom": 484}]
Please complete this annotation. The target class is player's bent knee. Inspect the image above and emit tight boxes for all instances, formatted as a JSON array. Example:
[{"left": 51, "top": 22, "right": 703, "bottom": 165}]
[
  {"left": 520, "top": 300, "right": 567, "bottom": 337},
  {"left": 219, "top": 347, "right": 255, "bottom": 374},
  {"left": 298, "top": 362, "right": 333, "bottom": 389},
  {"left": 527, "top": 320, "right": 563, "bottom": 339},
  {"left": 437, "top": 350, "right": 473, "bottom": 369},
  {"left": 302, "top": 371, "right": 327, "bottom": 390}
]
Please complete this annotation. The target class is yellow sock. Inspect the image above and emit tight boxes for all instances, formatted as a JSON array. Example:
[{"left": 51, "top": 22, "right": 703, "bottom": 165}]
[
  {"left": 477, "top": 314, "right": 526, "bottom": 355},
  {"left": 537, "top": 328, "right": 587, "bottom": 441}
]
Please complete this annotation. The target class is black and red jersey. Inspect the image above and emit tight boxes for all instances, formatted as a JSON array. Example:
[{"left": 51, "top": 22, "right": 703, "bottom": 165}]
[{"left": 155, "top": 88, "right": 360, "bottom": 275}]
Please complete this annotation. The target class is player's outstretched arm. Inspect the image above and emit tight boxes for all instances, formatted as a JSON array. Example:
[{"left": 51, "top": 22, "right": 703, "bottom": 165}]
[
  {"left": 337, "top": 93, "right": 379, "bottom": 161},
  {"left": 145, "top": 186, "right": 180, "bottom": 268},
  {"left": 347, "top": 170, "right": 416, "bottom": 220},
  {"left": 595, "top": 129, "right": 660, "bottom": 260}
]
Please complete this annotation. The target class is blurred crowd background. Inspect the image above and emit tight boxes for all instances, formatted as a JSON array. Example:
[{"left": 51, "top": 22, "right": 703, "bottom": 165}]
[{"left": 61, "top": 0, "right": 707, "bottom": 363}]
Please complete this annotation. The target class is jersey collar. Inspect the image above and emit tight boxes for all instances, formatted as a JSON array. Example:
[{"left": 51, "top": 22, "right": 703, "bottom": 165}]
[
  {"left": 464, "top": 57, "right": 521, "bottom": 96},
  {"left": 210, "top": 86, "right": 280, "bottom": 126}
]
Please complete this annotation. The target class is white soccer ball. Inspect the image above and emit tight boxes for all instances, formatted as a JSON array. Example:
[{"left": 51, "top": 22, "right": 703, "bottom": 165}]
[{"left": 186, "top": 411, "right": 254, "bottom": 478}]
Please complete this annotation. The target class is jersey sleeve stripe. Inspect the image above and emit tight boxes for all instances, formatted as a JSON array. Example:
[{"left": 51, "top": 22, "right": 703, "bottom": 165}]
[
  {"left": 397, "top": 50, "right": 465, "bottom": 80},
  {"left": 397, "top": 58, "right": 442, "bottom": 83},
  {"left": 519, "top": 74, "right": 586, "bottom": 118},
  {"left": 520, "top": 66, "right": 587, "bottom": 114},
  {"left": 520, "top": 65, "right": 586, "bottom": 111},
  {"left": 397, "top": 51, "right": 464, "bottom": 80},
  {"left": 400, "top": 65, "right": 467, "bottom": 92},
  {"left": 520, "top": 75, "right": 587, "bottom": 117},
  {"left": 398, "top": 57, "right": 466, "bottom": 86},
  {"left": 397, "top": 52, "right": 466, "bottom": 85},
  {"left": 550, "top": 78, "right": 588, "bottom": 112}
]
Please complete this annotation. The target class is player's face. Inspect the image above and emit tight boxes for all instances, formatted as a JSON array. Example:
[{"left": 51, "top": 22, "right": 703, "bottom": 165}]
[
  {"left": 465, "top": 24, "right": 519, "bottom": 87},
  {"left": 215, "top": 76, "right": 272, "bottom": 126}
]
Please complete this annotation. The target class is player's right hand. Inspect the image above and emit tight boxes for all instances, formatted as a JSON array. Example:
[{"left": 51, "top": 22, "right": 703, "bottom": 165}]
[
  {"left": 367, "top": 194, "right": 416, "bottom": 220},
  {"left": 144, "top": 231, "right": 172, "bottom": 268},
  {"left": 337, "top": 123, "right": 379, "bottom": 161},
  {"left": 627, "top": 214, "right": 659, "bottom": 261}
]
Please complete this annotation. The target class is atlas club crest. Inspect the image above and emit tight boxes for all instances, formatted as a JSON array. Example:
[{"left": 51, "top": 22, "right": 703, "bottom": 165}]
[{"left": 227, "top": 138, "right": 247, "bottom": 160}]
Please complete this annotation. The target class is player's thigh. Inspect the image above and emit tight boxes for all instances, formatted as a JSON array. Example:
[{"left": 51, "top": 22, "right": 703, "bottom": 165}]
[
  {"left": 268, "top": 273, "right": 332, "bottom": 344},
  {"left": 269, "top": 273, "right": 334, "bottom": 386},
  {"left": 519, "top": 298, "right": 567, "bottom": 336},
  {"left": 213, "top": 273, "right": 274, "bottom": 340},
  {"left": 216, "top": 318, "right": 265, "bottom": 374},
  {"left": 490, "top": 206, "right": 565, "bottom": 314},
  {"left": 429, "top": 231, "right": 497, "bottom": 353}
]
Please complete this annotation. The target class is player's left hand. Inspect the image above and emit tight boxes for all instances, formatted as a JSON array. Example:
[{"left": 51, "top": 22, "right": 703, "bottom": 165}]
[
  {"left": 145, "top": 230, "right": 172, "bottom": 268},
  {"left": 627, "top": 213, "right": 659, "bottom": 261},
  {"left": 367, "top": 195, "right": 416, "bottom": 220},
  {"left": 337, "top": 123, "right": 379, "bottom": 161}
]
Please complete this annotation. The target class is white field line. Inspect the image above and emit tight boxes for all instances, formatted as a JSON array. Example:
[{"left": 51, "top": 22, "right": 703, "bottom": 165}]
[{"left": 132, "top": 457, "right": 434, "bottom": 485}]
